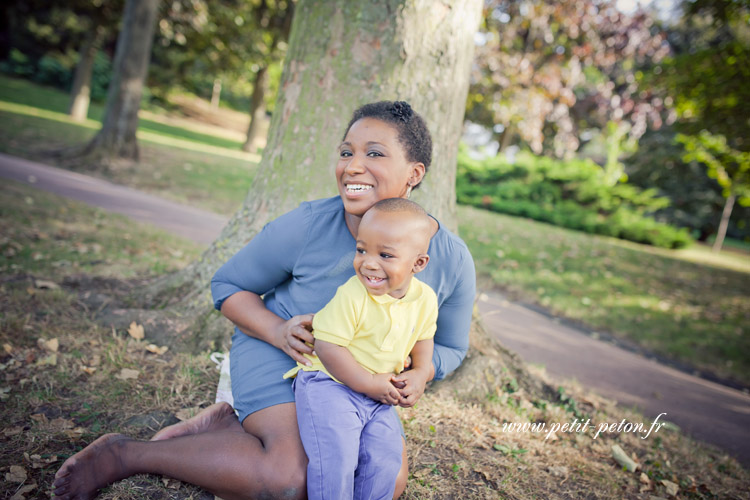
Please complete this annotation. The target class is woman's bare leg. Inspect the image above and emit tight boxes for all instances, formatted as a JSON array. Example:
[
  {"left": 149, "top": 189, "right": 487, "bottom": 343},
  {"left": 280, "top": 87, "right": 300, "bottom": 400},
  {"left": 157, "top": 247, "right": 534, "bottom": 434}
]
[
  {"left": 53, "top": 403, "right": 307, "bottom": 500},
  {"left": 151, "top": 402, "right": 239, "bottom": 441}
]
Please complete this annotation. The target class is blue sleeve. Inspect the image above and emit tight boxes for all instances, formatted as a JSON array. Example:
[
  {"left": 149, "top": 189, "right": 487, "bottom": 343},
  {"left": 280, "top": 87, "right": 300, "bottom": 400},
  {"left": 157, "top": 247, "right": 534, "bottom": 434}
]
[
  {"left": 432, "top": 247, "right": 476, "bottom": 380},
  {"left": 211, "top": 204, "right": 310, "bottom": 311}
]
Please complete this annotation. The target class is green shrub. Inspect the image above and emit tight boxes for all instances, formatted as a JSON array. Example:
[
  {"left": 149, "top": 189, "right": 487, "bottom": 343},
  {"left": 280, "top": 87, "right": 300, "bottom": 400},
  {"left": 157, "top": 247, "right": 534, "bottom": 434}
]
[
  {"left": 456, "top": 147, "right": 692, "bottom": 248},
  {"left": 0, "top": 49, "right": 111, "bottom": 102}
]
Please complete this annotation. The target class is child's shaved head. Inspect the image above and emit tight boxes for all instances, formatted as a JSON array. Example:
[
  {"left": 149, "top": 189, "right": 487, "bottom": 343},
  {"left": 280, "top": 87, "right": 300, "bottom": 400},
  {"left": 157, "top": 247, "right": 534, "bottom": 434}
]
[
  {"left": 366, "top": 198, "right": 433, "bottom": 253},
  {"left": 369, "top": 198, "right": 427, "bottom": 217}
]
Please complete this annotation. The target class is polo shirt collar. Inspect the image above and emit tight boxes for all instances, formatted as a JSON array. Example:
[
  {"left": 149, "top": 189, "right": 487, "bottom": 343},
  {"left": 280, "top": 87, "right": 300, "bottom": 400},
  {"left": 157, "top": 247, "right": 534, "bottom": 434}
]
[{"left": 368, "top": 279, "right": 422, "bottom": 304}]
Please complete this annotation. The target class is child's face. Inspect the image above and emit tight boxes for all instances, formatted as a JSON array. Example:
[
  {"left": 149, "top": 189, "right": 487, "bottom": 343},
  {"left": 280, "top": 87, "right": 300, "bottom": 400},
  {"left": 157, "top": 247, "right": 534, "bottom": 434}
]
[{"left": 353, "top": 210, "right": 429, "bottom": 299}]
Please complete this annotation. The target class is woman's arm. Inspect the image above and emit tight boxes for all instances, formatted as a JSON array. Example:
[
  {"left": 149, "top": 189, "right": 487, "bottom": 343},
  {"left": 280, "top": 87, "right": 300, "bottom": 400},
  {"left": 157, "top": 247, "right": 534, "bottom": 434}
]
[
  {"left": 432, "top": 246, "right": 476, "bottom": 380},
  {"left": 211, "top": 203, "right": 315, "bottom": 363},
  {"left": 220, "top": 291, "right": 315, "bottom": 366},
  {"left": 315, "top": 340, "right": 401, "bottom": 405}
]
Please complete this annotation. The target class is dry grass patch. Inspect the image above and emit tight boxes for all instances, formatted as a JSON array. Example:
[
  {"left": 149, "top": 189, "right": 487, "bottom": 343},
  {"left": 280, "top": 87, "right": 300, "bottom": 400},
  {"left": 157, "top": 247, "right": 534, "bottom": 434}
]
[{"left": 399, "top": 372, "right": 747, "bottom": 499}]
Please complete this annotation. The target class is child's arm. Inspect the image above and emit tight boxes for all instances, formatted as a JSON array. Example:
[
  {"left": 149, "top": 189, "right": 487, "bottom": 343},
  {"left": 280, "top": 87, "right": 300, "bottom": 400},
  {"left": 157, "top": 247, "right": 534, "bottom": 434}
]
[
  {"left": 315, "top": 339, "right": 401, "bottom": 405},
  {"left": 392, "top": 338, "right": 434, "bottom": 408}
]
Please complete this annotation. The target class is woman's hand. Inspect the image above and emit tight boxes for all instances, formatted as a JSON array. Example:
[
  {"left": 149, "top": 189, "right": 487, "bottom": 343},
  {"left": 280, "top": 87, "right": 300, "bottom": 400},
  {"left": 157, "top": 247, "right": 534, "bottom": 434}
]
[
  {"left": 364, "top": 373, "right": 402, "bottom": 405},
  {"left": 392, "top": 367, "right": 431, "bottom": 408},
  {"left": 273, "top": 314, "right": 315, "bottom": 365}
]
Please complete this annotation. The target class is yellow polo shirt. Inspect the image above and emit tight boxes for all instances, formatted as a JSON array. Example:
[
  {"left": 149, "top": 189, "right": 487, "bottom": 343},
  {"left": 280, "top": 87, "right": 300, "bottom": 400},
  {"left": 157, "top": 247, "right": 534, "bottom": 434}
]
[{"left": 283, "top": 275, "right": 437, "bottom": 380}]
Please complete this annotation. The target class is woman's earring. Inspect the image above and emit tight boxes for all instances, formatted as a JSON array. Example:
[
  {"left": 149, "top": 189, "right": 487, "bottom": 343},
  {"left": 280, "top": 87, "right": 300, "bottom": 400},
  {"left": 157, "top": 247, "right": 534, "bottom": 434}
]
[{"left": 406, "top": 184, "right": 412, "bottom": 199}]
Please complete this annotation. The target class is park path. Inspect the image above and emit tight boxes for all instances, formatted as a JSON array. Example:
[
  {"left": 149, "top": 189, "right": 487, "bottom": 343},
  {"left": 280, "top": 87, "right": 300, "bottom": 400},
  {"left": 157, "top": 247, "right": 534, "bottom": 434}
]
[
  {"left": 1, "top": 152, "right": 748, "bottom": 466},
  {"left": 0, "top": 153, "right": 226, "bottom": 245}
]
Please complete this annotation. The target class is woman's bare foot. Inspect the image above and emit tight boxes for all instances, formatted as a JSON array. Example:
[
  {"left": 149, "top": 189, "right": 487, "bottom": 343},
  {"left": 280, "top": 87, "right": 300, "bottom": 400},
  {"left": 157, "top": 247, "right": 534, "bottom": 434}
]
[
  {"left": 150, "top": 402, "right": 239, "bottom": 441},
  {"left": 53, "top": 433, "right": 131, "bottom": 500}
]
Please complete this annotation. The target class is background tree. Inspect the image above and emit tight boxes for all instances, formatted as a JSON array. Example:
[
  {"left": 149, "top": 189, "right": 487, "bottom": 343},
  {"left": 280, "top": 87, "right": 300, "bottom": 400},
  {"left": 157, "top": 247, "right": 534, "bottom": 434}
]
[
  {"left": 1, "top": 1, "right": 119, "bottom": 105},
  {"left": 150, "top": 0, "right": 293, "bottom": 151},
  {"left": 658, "top": 0, "right": 750, "bottom": 152},
  {"left": 468, "top": 0, "right": 669, "bottom": 158},
  {"left": 67, "top": 0, "right": 124, "bottom": 121},
  {"left": 75, "top": 0, "right": 160, "bottom": 163},
  {"left": 678, "top": 131, "right": 750, "bottom": 252},
  {"left": 626, "top": 0, "right": 750, "bottom": 244}
]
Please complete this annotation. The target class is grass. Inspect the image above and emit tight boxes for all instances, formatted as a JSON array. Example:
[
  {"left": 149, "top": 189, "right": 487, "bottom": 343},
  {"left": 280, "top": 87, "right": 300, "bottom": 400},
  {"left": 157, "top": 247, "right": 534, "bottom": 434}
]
[
  {"left": 459, "top": 205, "right": 750, "bottom": 386},
  {"left": 0, "top": 74, "right": 247, "bottom": 151},
  {"left": 0, "top": 180, "right": 202, "bottom": 280},
  {"left": 0, "top": 75, "right": 258, "bottom": 215},
  {"left": 1, "top": 182, "right": 746, "bottom": 499}
]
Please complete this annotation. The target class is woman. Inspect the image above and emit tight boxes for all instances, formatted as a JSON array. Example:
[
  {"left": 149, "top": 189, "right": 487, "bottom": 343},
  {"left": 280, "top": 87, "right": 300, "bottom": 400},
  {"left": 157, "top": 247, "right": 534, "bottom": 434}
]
[{"left": 53, "top": 101, "right": 475, "bottom": 500}]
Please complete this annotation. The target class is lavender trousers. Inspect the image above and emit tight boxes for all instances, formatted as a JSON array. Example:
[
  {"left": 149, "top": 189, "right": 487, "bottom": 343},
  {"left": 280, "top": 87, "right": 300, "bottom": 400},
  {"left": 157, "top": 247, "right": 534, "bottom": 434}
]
[{"left": 293, "top": 370, "right": 403, "bottom": 500}]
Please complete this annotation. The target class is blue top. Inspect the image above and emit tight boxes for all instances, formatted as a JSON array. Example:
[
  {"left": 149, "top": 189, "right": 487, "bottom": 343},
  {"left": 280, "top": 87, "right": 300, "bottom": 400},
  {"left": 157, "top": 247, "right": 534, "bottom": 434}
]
[{"left": 211, "top": 196, "right": 475, "bottom": 380}]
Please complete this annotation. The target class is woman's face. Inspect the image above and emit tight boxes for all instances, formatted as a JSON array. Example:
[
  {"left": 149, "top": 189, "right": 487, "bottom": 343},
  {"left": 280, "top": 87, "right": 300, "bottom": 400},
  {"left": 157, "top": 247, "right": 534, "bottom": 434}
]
[{"left": 336, "top": 118, "right": 425, "bottom": 217}]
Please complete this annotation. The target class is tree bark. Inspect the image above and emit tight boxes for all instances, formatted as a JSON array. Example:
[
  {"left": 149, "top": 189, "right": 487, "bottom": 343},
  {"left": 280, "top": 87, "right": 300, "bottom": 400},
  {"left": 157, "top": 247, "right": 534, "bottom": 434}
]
[
  {"left": 81, "top": 0, "right": 159, "bottom": 163},
  {"left": 498, "top": 123, "right": 515, "bottom": 152},
  {"left": 241, "top": 65, "right": 269, "bottom": 153},
  {"left": 68, "top": 26, "right": 104, "bottom": 121},
  {"left": 713, "top": 192, "right": 735, "bottom": 252},
  {"left": 210, "top": 78, "right": 222, "bottom": 110}
]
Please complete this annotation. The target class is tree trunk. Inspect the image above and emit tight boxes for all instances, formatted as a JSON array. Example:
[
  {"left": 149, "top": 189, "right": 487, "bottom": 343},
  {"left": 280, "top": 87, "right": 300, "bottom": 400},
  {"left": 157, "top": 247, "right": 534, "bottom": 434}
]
[
  {"left": 68, "top": 26, "right": 104, "bottom": 121},
  {"left": 713, "top": 192, "right": 736, "bottom": 252},
  {"left": 210, "top": 78, "right": 221, "bottom": 110},
  {"left": 81, "top": 0, "right": 159, "bottom": 163},
  {"left": 241, "top": 65, "right": 269, "bottom": 153},
  {"left": 498, "top": 123, "right": 515, "bottom": 152}
]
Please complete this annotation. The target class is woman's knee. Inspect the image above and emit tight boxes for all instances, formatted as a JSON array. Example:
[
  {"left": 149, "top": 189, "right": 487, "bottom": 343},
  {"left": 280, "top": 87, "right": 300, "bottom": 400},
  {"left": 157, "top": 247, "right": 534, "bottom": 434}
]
[
  {"left": 239, "top": 403, "right": 307, "bottom": 499},
  {"left": 261, "top": 444, "right": 307, "bottom": 499}
]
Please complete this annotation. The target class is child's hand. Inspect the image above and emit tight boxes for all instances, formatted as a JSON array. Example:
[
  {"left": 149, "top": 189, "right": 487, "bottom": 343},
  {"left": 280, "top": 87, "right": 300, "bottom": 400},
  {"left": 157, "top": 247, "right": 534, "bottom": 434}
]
[
  {"left": 364, "top": 373, "right": 401, "bottom": 405},
  {"left": 392, "top": 368, "right": 430, "bottom": 408}
]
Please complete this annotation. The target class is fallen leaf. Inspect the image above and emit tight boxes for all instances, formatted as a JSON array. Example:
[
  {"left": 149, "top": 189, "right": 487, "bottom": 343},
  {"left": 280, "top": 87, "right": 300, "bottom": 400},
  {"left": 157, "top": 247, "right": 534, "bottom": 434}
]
[
  {"left": 34, "top": 279, "right": 59, "bottom": 290},
  {"left": 80, "top": 365, "right": 97, "bottom": 375},
  {"left": 89, "top": 354, "right": 101, "bottom": 366},
  {"left": 127, "top": 321, "right": 145, "bottom": 340},
  {"left": 35, "top": 353, "right": 57, "bottom": 366},
  {"left": 49, "top": 418, "right": 75, "bottom": 431},
  {"left": 145, "top": 344, "right": 168, "bottom": 355},
  {"left": 161, "top": 477, "right": 181, "bottom": 489},
  {"left": 29, "top": 454, "right": 57, "bottom": 468},
  {"left": 612, "top": 444, "right": 639, "bottom": 472},
  {"left": 640, "top": 472, "right": 652, "bottom": 484},
  {"left": 3, "top": 343, "right": 12, "bottom": 354},
  {"left": 661, "top": 479, "right": 679, "bottom": 496},
  {"left": 0, "top": 386, "right": 10, "bottom": 400},
  {"left": 5, "top": 465, "right": 27, "bottom": 482},
  {"left": 3, "top": 426, "right": 23, "bottom": 437},
  {"left": 413, "top": 468, "right": 432, "bottom": 478},
  {"left": 116, "top": 368, "right": 140, "bottom": 380},
  {"left": 30, "top": 414, "right": 48, "bottom": 425},
  {"left": 64, "top": 427, "right": 86, "bottom": 440},
  {"left": 38, "top": 338, "right": 59, "bottom": 352},
  {"left": 547, "top": 466, "right": 569, "bottom": 478},
  {"left": 175, "top": 406, "right": 201, "bottom": 421},
  {"left": 9, "top": 482, "right": 37, "bottom": 500}
]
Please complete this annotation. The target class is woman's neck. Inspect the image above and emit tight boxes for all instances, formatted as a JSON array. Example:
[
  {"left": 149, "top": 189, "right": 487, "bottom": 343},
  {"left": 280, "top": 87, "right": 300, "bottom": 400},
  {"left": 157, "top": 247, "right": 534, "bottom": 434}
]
[{"left": 345, "top": 212, "right": 362, "bottom": 238}]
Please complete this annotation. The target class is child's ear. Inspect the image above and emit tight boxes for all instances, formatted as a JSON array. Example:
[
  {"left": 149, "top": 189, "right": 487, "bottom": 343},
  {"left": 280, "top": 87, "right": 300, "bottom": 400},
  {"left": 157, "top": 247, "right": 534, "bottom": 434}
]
[{"left": 412, "top": 254, "right": 429, "bottom": 274}]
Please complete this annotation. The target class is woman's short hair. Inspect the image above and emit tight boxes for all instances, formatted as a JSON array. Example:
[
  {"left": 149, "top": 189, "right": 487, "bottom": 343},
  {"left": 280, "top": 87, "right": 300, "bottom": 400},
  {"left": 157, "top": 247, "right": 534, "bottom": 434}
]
[{"left": 344, "top": 101, "right": 433, "bottom": 189}]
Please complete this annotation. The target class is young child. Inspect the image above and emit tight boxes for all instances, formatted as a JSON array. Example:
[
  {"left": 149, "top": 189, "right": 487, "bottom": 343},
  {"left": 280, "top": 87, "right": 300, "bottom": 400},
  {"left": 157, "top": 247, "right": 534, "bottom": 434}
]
[{"left": 284, "top": 197, "right": 438, "bottom": 500}]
